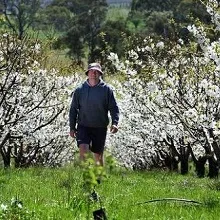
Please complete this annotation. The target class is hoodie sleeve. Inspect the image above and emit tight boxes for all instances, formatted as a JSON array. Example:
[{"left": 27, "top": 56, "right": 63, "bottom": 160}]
[
  {"left": 69, "top": 88, "right": 79, "bottom": 131},
  {"left": 108, "top": 87, "right": 119, "bottom": 126}
]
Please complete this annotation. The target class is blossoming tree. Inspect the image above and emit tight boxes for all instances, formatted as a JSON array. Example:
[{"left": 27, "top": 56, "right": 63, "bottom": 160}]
[
  {"left": 0, "top": 34, "right": 80, "bottom": 167},
  {"left": 108, "top": 0, "right": 220, "bottom": 178}
]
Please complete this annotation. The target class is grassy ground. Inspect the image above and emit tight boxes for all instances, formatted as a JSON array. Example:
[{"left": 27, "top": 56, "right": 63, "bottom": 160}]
[{"left": 0, "top": 165, "right": 220, "bottom": 219}]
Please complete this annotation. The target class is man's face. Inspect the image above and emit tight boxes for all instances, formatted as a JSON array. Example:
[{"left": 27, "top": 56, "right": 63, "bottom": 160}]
[{"left": 87, "top": 69, "right": 101, "bottom": 79}]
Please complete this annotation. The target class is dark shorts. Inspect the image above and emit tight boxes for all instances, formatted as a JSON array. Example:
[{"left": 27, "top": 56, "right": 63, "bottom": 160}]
[{"left": 76, "top": 125, "right": 107, "bottom": 153}]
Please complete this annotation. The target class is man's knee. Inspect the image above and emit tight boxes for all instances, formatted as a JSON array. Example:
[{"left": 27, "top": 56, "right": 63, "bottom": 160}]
[
  {"left": 79, "top": 144, "right": 89, "bottom": 151},
  {"left": 79, "top": 144, "right": 89, "bottom": 159}
]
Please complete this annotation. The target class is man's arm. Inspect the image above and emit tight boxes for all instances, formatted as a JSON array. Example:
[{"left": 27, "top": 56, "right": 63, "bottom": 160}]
[{"left": 108, "top": 88, "right": 119, "bottom": 133}]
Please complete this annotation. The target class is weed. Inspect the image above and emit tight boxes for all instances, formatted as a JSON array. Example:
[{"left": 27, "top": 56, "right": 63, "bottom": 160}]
[
  {"left": 208, "top": 179, "right": 220, "bottom": 191},
  {"left": 0, "top": 197, "right": 38, "bottom": 220}
]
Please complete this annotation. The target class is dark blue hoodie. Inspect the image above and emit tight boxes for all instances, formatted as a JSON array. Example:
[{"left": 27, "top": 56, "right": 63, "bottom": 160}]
[{"left": 69, "top": 79, "right": 119, "bottom": 130}]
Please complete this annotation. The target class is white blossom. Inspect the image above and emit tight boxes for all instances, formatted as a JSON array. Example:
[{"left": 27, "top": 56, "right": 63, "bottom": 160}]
[
  {"left": 156, "top": 41, "right": 164, "bottom": 49},
  {"left": 0, "top": 204, "right": 8, "bottom": 211}
]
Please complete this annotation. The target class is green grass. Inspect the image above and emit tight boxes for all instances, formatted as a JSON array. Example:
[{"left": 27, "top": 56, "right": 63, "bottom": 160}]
[{"left": 0, "top": 166, "right": 220, "bottom": 219}]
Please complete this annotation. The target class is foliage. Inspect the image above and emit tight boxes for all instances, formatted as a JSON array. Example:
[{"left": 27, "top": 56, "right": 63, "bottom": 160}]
[
  {"left": 50, "top": 0, "right": 108, "bottom": 62},
  {"left": 2, "top": 0, "right": 214, "bottom": 65},
  {"left": 131, "top": 0, "right": 181, "bottom": 12},
  {"left": 174, "top": 0, "right": 211, "bottom": 24},
  {"left": 31, "top": 0, "right": 214, "bottom": 64},
  {"left": 126, "top": 10, "right": 145, "bottom": 33},
  {"left": 36, "top": 5, "right": 73, "bottom": 32},
  {"left": 81, "top": 157, "right": 107, "bottom": 191},
  {"left": 97, "top": 20, "right": 131, "bottom": 61},
  {"left": 2, "top": 0, "right": 41, "bottom": 39},
  {"left": 128, "top": 0, "right": 211, "bottom": 40},
  {"left": 144, "top": 11, "right": 175, "bottom": 38}
]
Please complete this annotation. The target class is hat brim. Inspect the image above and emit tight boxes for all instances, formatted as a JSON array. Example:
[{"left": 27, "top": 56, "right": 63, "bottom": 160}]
[{"left": 85, "top": 67, "right": 103, "bottom": 75}]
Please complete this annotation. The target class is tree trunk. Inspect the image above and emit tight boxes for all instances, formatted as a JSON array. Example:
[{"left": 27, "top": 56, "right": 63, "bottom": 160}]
[
  {"left": 180, "top": 145, "right": 190, "bottom": 175},
  {"left": 0, "top": 133, "right": 11, "bottom": 168},
  {"left": 180, "top": 159, "right": 189, "bottom": 175},
  {"left": 163, "top": 137, "right": 180, "bottom": 172},
  {"left": 207, "top": 157, "right": 219, "bottom": 178},
  {"left": 196, "top": 156, "right": 207, "bottom": 178},
  {"left": 0, "top": 147, "right": 11, "bottom": 168},
  {"left": 188, "top": 144, "right": 206, "bottom": 178},
  {"left": 209, "top": 129, "right": 220, "bottom": 161},
  {"left": 171, "top": 158, "right": 179, "bottom": 172}
]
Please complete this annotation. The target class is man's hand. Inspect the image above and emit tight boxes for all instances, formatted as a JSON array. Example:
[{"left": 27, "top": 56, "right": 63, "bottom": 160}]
[
  {"left": 69, "top": 130, "right": 77, "bottom": 138},
  {"left": 110, "top": 125, "right": 118, "bottom": 134}
]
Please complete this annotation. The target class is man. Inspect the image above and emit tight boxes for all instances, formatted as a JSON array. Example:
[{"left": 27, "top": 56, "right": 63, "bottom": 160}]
[{"left": 69, "top": 63, "right": 119, "bottom": 166}]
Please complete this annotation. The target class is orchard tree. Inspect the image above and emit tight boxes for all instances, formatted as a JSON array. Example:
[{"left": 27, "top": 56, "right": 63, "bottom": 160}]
[
  {"left": 2, "top": 0, "right": 41, "bottom": 39},
  {"left": 107, "top": 0, "right": 220, "bottom": 178},
  {"left": 0, "top": 33, "right": 81, "bottom": 168}
]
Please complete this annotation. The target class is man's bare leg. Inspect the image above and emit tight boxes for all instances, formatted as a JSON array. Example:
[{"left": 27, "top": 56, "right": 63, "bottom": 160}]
[
  {"left": 94, "top": 152, "right": 104, "bottom": 166},
  {"left": 79, "top": 144, "right": 90, "bottom": 162}
]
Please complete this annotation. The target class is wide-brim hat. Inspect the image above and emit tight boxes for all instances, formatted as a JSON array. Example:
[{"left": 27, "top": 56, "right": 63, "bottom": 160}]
[{"left": 85, "top": 63, "right": 103, "bottom": 75}]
